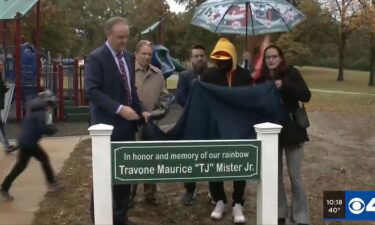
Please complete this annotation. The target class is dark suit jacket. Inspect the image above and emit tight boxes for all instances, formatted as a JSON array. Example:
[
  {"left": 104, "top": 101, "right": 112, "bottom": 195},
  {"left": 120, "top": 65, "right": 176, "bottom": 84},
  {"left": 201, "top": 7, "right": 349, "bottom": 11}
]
[
  {"left": 85, "top": 44, "right": 143, "bottom": 141},
  {"left": 176, "top": 70, "right": 199, "bottom": 107}
]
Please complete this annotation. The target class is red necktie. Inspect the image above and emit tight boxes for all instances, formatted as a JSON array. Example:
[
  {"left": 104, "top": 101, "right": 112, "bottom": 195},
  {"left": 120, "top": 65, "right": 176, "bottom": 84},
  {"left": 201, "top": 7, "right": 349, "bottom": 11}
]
[{"left": 116, "top": 52, "right": 132, "bottom": 105}]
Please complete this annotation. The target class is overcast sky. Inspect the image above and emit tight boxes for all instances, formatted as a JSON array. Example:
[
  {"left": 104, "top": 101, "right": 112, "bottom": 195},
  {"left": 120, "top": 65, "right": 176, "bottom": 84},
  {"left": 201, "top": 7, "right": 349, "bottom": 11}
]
[{"left": 166, "top": 0, "right": 186, "bottom": 13}]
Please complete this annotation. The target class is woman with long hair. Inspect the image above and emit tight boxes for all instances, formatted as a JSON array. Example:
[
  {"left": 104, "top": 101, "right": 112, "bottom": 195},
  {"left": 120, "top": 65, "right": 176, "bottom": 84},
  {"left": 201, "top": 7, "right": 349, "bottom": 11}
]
[{"left": 257, "top": 44, "right": 311, "bottom": 225}]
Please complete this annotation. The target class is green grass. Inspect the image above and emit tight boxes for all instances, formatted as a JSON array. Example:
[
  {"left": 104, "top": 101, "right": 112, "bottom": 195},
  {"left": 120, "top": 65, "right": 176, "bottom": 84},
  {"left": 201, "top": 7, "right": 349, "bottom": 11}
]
[
  {"left": 167, "top": 66, "right": 375, "bottom": 115},
  {"left": 300, "top": 66, "right": 375, "bottom": 94},
  {"left": 166, "top": 74, "right": 178, "bottom": 90},
  {"left": 168, "top": 66, "right": 375, "bottom": 93},
  {"left": 306, "top": 91, "right": 375, "bottom": 114},
  {"left": 299, "top": 66, "right": 375, "bottom": 115}
]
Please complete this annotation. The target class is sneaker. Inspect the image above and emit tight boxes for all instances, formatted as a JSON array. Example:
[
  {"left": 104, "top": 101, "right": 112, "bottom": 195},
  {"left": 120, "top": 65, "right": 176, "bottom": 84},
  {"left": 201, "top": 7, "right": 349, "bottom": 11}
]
[
  {"left": 232, "top": 203, "right": 246, "bottom": 224},
  {"left": 5, "top": 145, "right": 18, "bottom": 154},
  {"left": 182, "top": 191, "right": 195, "bottom": 205},
  {"left": 0, "top": 190, "right": 14, "bottom": 202},
  {"left": 47, "top": 181, "right": 64, "bottom": 192},
  {"left": 210, "top": 200, "right": 227, "bottom": 220}
]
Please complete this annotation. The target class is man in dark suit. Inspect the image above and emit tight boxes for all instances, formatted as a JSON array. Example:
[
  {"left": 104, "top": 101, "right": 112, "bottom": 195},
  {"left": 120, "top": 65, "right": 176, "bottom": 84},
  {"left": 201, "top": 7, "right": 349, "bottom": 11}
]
[{"left": 85, "top": 17, "right": 149, "bottom": 225}]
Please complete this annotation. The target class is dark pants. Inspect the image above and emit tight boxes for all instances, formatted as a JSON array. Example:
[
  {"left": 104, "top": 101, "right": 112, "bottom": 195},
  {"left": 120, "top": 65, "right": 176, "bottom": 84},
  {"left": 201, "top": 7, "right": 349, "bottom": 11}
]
[
  {"left": 184, "top": 182, "right": 196, "bottom": 193},
  {"left": 90, "top": 184, "right": 131, "bottom": 225},
  {"left": 90, "top": 127, "right": 135, "bottom": 225},
  {"left": 208, "top": 181, "right": 246, "bottom": 205},
  {"left": 144, "top": 183, "right": 156, "bottom": 198},
  {"left": 130, "top": 183, "right": 157, "bottom": 201},
  {"left": 1, "top": 144, "right": 55, "bottom": 192}
]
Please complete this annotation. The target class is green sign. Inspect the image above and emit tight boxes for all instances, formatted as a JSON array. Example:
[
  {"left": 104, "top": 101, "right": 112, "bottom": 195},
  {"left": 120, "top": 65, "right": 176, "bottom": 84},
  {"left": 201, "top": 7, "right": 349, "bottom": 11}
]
[{"left": 112, "top": 140, "right": 261, "bottom": 184}]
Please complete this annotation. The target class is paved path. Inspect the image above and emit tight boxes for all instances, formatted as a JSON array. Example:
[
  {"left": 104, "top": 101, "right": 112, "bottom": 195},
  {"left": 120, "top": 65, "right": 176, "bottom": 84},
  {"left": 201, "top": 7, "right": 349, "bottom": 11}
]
[
  {"left": 311, "top": 88, "right": 375, "bottom": 96},
  {"left": 0, "top": 136, "right": 88, "bottom": 225}
]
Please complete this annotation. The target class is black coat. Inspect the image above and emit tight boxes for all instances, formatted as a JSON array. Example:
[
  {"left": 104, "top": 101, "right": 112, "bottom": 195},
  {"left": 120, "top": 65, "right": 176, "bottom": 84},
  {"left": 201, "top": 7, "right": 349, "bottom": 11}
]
[
  {"left": 18, "top": 98, "right": 57, "bottom": 147},
  {"left": 257, "top": 65, "right": 311, "bottom": 146},
  {"left": 201, "top": 66, "right": 252, "bottom": 87}
]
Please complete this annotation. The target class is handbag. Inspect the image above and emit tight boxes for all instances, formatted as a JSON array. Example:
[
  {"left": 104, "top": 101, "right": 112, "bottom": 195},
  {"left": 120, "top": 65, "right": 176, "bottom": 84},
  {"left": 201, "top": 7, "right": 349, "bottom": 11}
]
[{"left": 292, "top": 102, "right": 310, "bottom": 129}]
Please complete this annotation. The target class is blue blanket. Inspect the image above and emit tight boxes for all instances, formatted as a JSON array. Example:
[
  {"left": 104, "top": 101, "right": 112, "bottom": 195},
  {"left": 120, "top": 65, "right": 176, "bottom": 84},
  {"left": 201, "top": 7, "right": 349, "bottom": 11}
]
[{"left": 143, "top": 81, "right": 284, "bottom": 140}]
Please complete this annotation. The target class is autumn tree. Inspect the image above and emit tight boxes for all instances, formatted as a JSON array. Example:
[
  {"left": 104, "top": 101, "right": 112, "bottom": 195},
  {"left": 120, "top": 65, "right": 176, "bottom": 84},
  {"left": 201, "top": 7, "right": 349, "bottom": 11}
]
[
  {"left": 163, "top": 11, "right": 218, "bottom": 61},
  {"left": 22, "top": 0, "right": 136, "bottom": 57},
  {"left": 21, "top": 0, "right": 78, "bottom": 57},
  {"left": 130, "top": 0, "right": 217, "bottom": 61},
  {"left": 355, "top": 0, "right": 375, "bottom": 86},
  {"left": 61, "top": 0, "right": 135, "bottom": 55},
  {"left": 321, "top": 0, "right": 362, "bottom": 81},
  {"left": 127, "top": 0, "right": 170, "bottom": 50},
  {"left": 174, "top": 0, "right": 206, "bottom": 11},
  {"left": 277, "top": 0, "right": 333, "bottom": 65}
]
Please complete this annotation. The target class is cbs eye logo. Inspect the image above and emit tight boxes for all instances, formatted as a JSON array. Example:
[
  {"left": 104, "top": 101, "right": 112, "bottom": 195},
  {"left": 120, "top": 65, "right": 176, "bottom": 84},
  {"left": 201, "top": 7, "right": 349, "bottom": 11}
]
[
  {"left": 348, "top": 197, "right": 375, "bottom": 215},
  {"left": 348, "top": 198, "right": 365, "bottom": 214}
]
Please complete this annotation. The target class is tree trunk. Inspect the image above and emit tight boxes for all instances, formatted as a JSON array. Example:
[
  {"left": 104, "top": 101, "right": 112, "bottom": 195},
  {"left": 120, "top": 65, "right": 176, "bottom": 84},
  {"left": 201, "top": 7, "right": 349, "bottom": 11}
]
[
  {"left": 337, "top": 34, "right": 346, "bottom": 81},
  {"left": 370, "top": 1, "right": 375, "bottom": 86},
  {"left": 370, "top": 34, "right": 375, "bottom": 86}
]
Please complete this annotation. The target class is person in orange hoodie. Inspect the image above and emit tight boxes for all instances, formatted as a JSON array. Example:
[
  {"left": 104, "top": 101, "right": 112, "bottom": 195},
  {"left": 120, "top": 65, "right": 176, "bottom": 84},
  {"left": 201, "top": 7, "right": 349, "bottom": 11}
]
[
  {"left": 202, "top": 37, "right": 253, "bottom": 87},
  {"left": 201, "top": 37, "right": 252, "bottom": 224}
]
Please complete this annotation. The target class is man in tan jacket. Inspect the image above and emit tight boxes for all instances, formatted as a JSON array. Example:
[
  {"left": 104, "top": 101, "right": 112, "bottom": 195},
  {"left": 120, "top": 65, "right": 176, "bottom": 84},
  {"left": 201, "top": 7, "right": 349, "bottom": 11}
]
[{"left": 131, "top": 40, "right": 169, "bottom": 206}]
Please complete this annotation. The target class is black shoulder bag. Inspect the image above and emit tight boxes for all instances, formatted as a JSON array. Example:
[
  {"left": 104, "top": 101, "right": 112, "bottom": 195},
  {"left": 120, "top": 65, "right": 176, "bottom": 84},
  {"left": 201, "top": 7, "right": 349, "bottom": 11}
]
[{"left": 292, "top": 102, "right": 310, "bottom": 129}]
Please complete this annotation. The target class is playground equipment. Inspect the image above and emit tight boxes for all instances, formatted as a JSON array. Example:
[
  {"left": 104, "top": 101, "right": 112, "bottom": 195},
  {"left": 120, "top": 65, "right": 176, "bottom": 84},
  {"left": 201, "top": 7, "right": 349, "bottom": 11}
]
[
  {"left": 1, "top": 0, "right": 42, "bottom": 121},
  {"left": 151, "top": 44, "right": 185, "bottom": 79},
  {"left": 2, "top": 50, "right": 87, "bottom": 122},
  {"left": 151, "top": 45, "right": 173, "bottom": 78},
  {"left": 140, "top": 20, "right": 185, "bottom": 78}
]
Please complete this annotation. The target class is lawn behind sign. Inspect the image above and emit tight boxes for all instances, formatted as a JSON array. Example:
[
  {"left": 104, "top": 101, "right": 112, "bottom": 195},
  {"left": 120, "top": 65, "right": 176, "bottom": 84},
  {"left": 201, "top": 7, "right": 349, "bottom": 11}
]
[
  {"left": 300, "top": 66, "right": 375, "bottom": 115},
  {"left": 168, "top": 66, "right": 375, "bottom": 93},
  {"left": 32, "top": 66, "right": 375, "bottom": 225},
  {"left": 301, "top": 66, "right": 375, "bottom": 94},
  {"left": 167, "top": 66, "right": 375, "bottom": 114}
]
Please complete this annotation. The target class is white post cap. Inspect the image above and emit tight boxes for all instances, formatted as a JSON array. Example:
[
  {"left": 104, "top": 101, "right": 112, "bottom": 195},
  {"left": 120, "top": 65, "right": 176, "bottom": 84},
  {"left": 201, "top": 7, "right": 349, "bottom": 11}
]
[
  {"left": 254, "top": 122, "right": 282, "bottom": 134},
  {"left": 88, "top": 124, "right": 114, "bottom": 136}
]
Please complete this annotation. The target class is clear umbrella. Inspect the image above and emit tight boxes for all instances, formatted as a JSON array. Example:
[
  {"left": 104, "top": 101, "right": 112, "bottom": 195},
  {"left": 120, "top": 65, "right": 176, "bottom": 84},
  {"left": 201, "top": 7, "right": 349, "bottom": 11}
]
[{"left": 191, "top": 0, "right": 305, "bottom": 50}]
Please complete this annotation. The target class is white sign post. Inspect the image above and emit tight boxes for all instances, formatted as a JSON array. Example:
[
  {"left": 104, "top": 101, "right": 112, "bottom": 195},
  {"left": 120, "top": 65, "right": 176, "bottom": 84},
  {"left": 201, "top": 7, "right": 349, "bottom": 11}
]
[
  {"left": 88, "top": 124, "right": 114, "bottom": 225},
  {"left": 89, "top": 122, "right": 282, "bottom": 225},
  {"left": 254, "top": 122, "right": 282, "bottom": 225}
]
